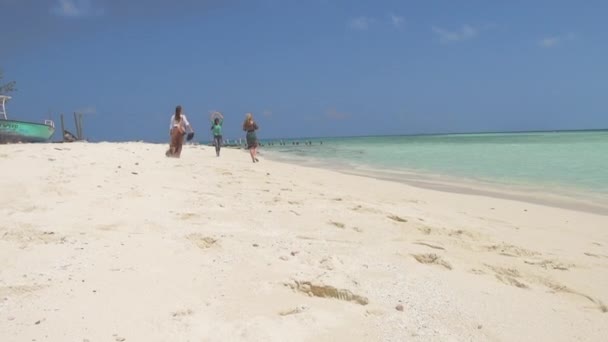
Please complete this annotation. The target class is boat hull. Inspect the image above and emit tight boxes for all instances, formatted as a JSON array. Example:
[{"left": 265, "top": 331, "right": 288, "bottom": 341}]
[{"left": 0, "top": 119, "right": 55, "bottom": 143}]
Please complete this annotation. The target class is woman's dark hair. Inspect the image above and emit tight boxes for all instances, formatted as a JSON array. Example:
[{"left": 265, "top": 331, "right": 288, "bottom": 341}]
[
  {"left": 214, "top": 118, "right": 220, "bottom": 125},
  {"left": 175, "top": 105, "right": 182, "bottom": 121}
]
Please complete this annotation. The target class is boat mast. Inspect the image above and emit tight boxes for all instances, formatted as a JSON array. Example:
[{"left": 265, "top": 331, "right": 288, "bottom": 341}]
[{"left": 0, "top": 95, "right": 10, "bottom": 120}]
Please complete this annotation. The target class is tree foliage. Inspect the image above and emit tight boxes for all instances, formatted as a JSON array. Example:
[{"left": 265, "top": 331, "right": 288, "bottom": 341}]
[{"left": 0, "top": 69, "right": 17, "bottom": 95}]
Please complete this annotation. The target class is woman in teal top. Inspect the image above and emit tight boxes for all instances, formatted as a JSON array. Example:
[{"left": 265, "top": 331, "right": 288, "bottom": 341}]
[{"left": 210, "top": 112, "right": 224, "bottom": 157}]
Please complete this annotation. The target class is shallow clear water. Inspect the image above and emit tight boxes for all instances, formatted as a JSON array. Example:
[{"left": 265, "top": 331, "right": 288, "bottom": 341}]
[{"left": 262, "top": 131, "right": 608, "bottom": 195}]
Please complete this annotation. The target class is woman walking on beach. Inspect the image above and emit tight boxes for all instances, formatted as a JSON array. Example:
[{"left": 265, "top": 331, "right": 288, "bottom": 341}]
[
  {"left": 243, "top": 112, "right": 259, "bottom": 163},
  {"left": 166, "top": 105, "right": 194, "bottom": 158},
  {"left": 210, "top": 112, "right": 224, "bottom": 157}
]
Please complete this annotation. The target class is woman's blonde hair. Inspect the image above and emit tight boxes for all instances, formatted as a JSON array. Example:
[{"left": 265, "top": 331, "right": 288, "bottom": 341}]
[{"left": 244, "top": 112, "right": 253, "bottom": 124}]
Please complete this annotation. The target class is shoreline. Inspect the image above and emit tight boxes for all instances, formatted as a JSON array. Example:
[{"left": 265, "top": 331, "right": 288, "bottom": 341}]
[
  {"left": 2, "top": 142, "right": 607, "bottom": 341},
  {"left": 262, "top": 149, "right": 608, "bottom": 216}
]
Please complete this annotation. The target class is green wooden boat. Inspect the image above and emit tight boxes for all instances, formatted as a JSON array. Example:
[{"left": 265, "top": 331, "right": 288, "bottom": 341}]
[{"left": 0, "top": 95, "right": 55, "bottom": 143}]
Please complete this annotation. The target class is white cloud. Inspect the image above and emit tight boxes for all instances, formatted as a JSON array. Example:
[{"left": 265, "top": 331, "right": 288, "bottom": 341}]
[
  {"left": 540, "top": 37, "right": 559, "bottom": 48},
  {"left": 51, "top": 0, "right": 104, "bottom": 18},
  {"left": 263, "top": 110, "right": 273, "bottom": 118},
  {"left": 349, "top": 17, "right": 373, "bottom": 31},
  {"left": 432, "top": 25, "right": 478, "bottom": 43},
  {"left": 539, "top": 33, "right": 576, "bottom": 48},
  {"left": 75, "top": 106, "right": 96, "bottom": 115},
  {"left": 326, "top": 108, "right": 349, "bottom": 120},
  {"left": 389, "top": 13, "right": 404, "bottom": 28}
]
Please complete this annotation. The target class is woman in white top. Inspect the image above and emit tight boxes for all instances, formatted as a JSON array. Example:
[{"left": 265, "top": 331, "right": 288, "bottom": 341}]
[{"left": 166, "top": 105, "right": 194, "bottom": 158}]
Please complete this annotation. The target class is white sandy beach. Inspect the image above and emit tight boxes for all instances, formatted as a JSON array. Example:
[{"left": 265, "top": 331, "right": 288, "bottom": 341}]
[{"left": 1, "top": 142, "right": 607, "bottom": 342}]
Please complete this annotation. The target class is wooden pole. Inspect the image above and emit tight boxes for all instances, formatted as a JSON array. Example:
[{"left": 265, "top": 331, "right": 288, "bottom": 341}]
[
  {"left": 73, "top": 112, "right": 84, "bottom": 140},
  {"left": 60, "top": 114, "right": 65, "bottom": 141},
  {"left": 78, "top": 113, "right": 84, "bottom": 140},
  {"left": 73, "top": 112, "right": 79, "bottom": 139}
]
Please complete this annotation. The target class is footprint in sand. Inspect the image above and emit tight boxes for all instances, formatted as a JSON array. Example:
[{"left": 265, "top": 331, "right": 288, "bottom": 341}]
[
  {"left": 171, "top": 309, "right": 194, "bottom": 318},
  {"left": 485, "top": 243, "right": 540, "bottom": 258},
  {"left": 523, "top": 259, "right": 572, "bottom": 271},
  {"left": 448, "top": 229, "right": 478, "bottom": 239},
  {"left": 387, "top": 215, "right": 408, "bottom": 223},
  {"left": 319, "top": 256, "right": 343, "bottom": 271},
  {"left": 1, "top": 227, "right": 66, "bottom": 247},
  {"left": 97, "top": 223, "right": 121, "bottom": 232},
  {"left": 285, "top": 280, "right": 369, "bottom": 305},
  {"left": 584, "top": 252, "right": 608, "bottom": 259},
  {"left": 483, "top": 263, "right": 607, "bottom": 312},
  {"left": 328, "top": 221, "right": 346, "bottom": 229},
  {"left": 0, "top": 284, "right": 47, "bottom": 298},
  {"left": 535, "top": 277, "right": 608, "bottom": 313},
  {"left": 186, "top": 234, "right": 218, "bottom": 249},
  {"left": 179, "top": 213, "right": 200, "bottom": 220},
  {"left": 412, "top": 253, "right": 452, "bottom": 270},
  {"left": 279, "top": 305, "right": 310, "bottom": 316},
  {"left": 484, "top": 264, "right": 528, "bottom": 289},
  {"left": 350, "top": 205, "right": 381, "bottom": 214},
  {"left": 417, "top": 226, "right": 432, "bottom": 235},
  {"left": 413, "top": 241, "right": 445, "bottom": 250}
]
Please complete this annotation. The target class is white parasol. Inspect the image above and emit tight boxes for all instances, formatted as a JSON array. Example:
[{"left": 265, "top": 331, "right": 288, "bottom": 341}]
[{"left": 210, "top": 111, "right": 223, "bottom": 120}]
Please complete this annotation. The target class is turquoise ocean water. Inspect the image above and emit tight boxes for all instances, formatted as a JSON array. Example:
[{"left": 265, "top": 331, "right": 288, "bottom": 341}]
[{"left": 262, "top": 131, "right": 608, "bottom": 197}]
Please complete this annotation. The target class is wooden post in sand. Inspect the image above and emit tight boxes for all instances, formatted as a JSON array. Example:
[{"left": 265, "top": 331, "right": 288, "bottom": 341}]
[
  {"left": 73, "top": 112, "right": 79, "bottom": 140},
  {"left": 60, "top": 114, "right": 66, "bottom": 141},
  {"left": 73, "top": 112, "right": 84, "bottom": 140},
  {"left": 78, "top": 112, "right": 83, "bottom": 140}
]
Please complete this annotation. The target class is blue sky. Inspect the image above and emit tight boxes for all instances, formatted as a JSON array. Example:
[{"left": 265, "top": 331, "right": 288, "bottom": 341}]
[{"left": 1, "top": 0, "right": 607, "bottom": 141}]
